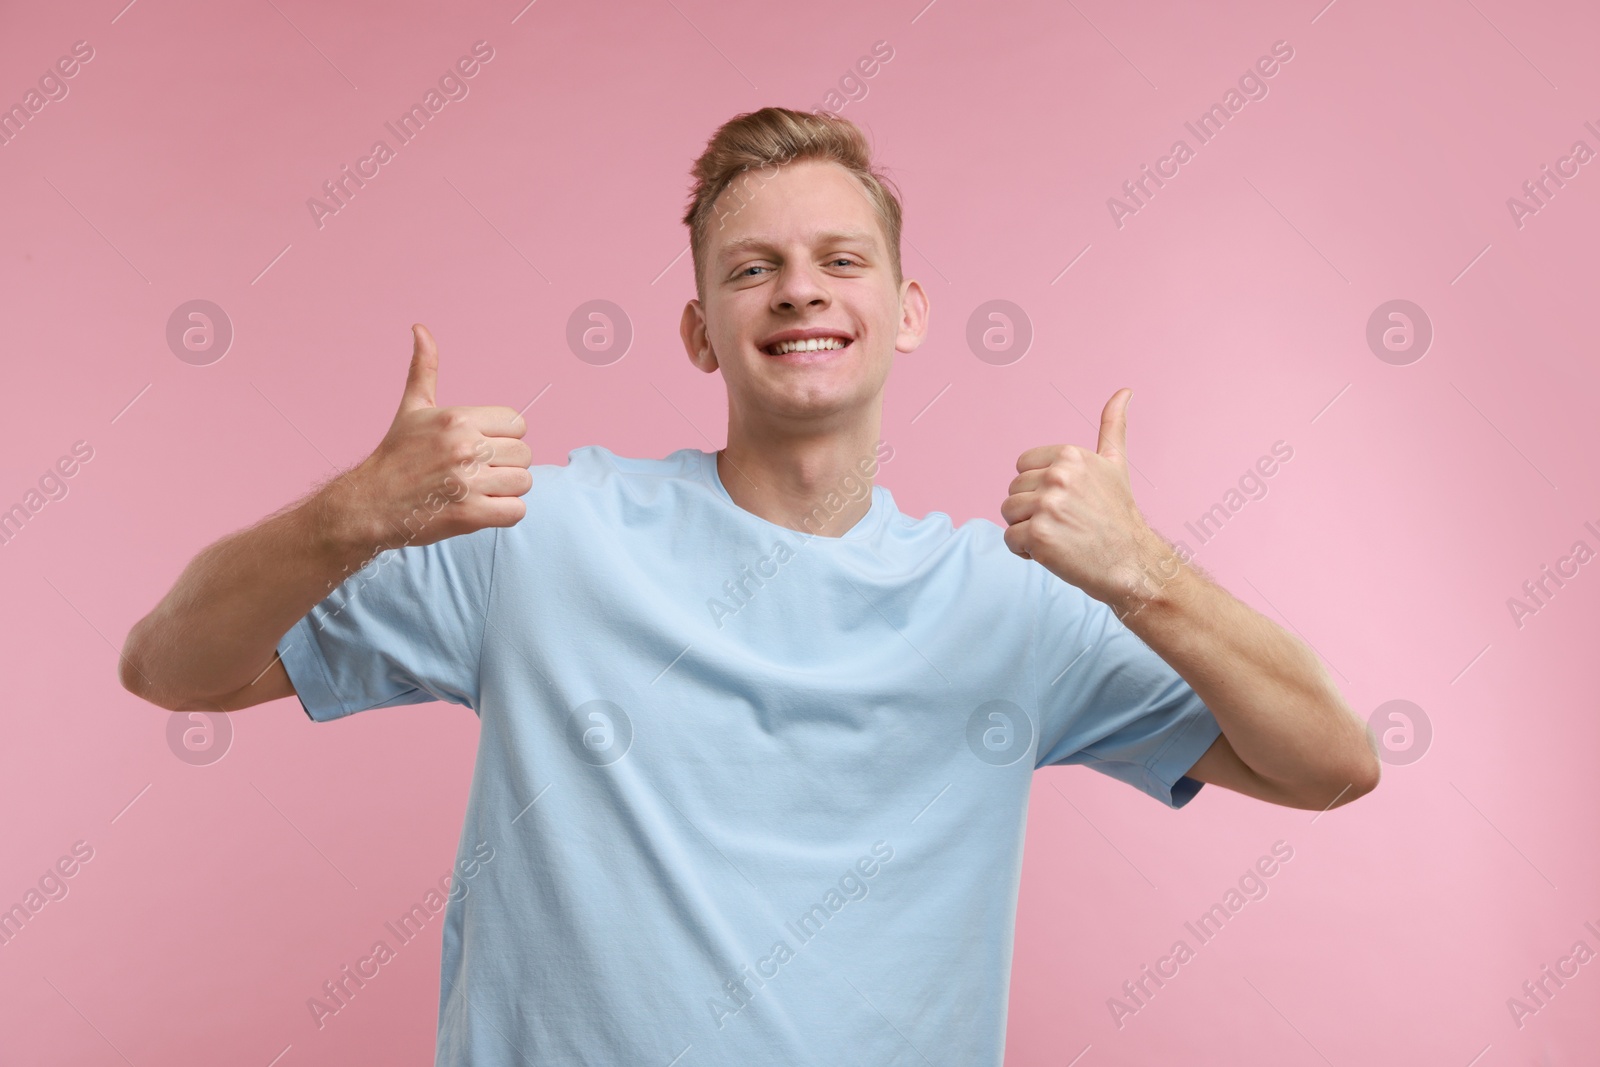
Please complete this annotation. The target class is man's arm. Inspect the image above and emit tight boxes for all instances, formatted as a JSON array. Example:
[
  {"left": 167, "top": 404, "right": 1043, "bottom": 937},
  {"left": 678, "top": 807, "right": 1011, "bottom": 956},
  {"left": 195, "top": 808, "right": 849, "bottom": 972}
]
[
  {"left": 1002, "top": 388, "right": 1379, "bottom": 811},
  {"left": 120, "top": 324, "right": 531, "bottom": 713},
  {"left": 1111, "top": 557, "right": 1379, "bottom": 810},
  {"left": 119, "top": 480, "right": 373, "bottom": 711}
]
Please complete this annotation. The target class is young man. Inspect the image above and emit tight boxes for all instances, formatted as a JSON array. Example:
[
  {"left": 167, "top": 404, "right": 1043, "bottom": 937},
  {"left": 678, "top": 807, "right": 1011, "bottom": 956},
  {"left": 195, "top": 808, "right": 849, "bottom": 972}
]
[{"left": 121, "top": 107, "right": 1378, "bottom": 1065}]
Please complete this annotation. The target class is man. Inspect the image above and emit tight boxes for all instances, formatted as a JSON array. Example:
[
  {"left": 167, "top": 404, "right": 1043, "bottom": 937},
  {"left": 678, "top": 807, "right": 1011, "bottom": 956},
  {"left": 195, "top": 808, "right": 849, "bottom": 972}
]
[{"left": 121, "top": 106, "right": 1378, "bottom": 1065}]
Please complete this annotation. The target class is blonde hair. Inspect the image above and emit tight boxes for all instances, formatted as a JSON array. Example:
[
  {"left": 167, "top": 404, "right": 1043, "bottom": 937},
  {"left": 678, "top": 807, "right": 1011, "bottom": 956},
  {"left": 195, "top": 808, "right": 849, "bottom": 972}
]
[{"left": 681, "top": 106, "right": 904, "bottom": 301}]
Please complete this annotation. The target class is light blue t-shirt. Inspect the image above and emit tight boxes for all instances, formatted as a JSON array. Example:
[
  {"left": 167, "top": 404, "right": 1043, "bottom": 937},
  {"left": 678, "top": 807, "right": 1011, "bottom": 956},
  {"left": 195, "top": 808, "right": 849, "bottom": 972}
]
[{"left": 277, "top": 444, "right": 1221, "bottom": 1066}]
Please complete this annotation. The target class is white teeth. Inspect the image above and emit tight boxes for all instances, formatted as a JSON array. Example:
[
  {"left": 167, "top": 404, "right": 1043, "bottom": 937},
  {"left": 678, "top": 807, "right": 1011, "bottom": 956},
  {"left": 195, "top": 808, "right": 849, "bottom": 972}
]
[{"left": 768, "top": 337, "right": 848, "bottom": 355}]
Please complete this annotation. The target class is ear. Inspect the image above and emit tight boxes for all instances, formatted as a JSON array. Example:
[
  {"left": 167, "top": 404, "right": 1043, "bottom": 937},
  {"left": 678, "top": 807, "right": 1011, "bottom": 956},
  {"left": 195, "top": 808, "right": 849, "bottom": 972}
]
[
  {"left": 894, "top": 278, "right": 931, "bottom": 356},
  {"left": 680, "top": 299, "right": 719, "bottom": 374}
]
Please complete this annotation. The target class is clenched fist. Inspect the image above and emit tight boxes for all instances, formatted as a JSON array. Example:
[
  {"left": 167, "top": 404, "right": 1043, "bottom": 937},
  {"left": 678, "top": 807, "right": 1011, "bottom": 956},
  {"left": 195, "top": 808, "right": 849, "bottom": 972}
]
[
  {"left": 331, "top": 324, "right": 533, "bottom": 553},
  {"left": 1001, "top": 388, "right": 1168, "bottom": 610}
]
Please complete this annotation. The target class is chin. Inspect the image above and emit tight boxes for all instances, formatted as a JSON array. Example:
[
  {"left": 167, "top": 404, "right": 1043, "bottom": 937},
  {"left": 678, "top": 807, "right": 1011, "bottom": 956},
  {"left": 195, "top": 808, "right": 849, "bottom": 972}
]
[{"left": 764, "top": 383, "right": 877, "bottom": 419}]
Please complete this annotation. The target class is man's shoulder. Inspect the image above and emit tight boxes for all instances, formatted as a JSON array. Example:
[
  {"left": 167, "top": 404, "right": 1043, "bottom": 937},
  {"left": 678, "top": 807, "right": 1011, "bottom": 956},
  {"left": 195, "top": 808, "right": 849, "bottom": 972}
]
[
  {"left": 882, "top": 500, "right": 1009, "bottom": 552},
  {"left": 532, "top": 443, "right": 703, "bottom": 487},
  {"left": 879, "top": 504, "right": 1040, "bottom": 593},
  {"left": 517, "top": 445, "right": 709, "bottom": 537}
]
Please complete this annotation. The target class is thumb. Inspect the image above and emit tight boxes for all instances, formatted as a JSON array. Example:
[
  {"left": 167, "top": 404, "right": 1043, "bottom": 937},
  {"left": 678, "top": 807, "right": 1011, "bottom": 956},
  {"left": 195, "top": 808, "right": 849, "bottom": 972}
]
[
  {"left": 399, "top": 323, "right": 438, "bottom": 413},
  {"left": 1097, "top": 387, "right": 1131, "bottom": 464}
]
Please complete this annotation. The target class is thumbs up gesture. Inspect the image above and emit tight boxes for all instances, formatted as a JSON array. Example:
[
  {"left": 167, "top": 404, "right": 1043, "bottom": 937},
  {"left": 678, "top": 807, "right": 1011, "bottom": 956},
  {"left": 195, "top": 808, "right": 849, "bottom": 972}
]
[
  {"left": 339, "top": 324, "right": 533, "bottom": 552},
  {"left": 1001, "top": 388, "right": 1162, "bottom": 608}
]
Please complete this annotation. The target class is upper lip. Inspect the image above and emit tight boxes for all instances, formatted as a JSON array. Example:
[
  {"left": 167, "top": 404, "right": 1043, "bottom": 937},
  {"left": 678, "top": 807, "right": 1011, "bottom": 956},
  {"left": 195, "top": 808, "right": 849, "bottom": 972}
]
[{"left": 756, "top": 327, "right": 854, "bottom": 353}]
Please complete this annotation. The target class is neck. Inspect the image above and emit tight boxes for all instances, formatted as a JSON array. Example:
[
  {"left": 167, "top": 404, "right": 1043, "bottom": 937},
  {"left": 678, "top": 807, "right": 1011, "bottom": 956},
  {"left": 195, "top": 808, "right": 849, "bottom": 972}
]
[{"left": 716, "top": 413, "right": 884, "bottom": 538}]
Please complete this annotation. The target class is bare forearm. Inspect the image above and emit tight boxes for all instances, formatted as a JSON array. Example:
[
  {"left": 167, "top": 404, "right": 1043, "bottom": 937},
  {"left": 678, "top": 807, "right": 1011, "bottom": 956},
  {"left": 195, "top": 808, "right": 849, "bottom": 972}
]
[
  {"left": 1000, "top": 391, "right": 1376, "bottom": 807},
  {"left": 1109, "top": 548, "right": 1377, "bottom": 798},
  {"left": 121, "top": 476, "right": 373, "bottom": 709}
]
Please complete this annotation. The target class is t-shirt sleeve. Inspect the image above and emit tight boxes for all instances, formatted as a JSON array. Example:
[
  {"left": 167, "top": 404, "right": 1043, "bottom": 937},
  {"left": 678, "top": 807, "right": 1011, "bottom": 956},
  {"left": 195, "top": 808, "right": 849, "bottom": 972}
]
[
  {"left": 1030, "top": 565, "right": 1221, "bottom": 808},
  {"left": 274, "top": 525, "right": 500, "bottom": 722}
]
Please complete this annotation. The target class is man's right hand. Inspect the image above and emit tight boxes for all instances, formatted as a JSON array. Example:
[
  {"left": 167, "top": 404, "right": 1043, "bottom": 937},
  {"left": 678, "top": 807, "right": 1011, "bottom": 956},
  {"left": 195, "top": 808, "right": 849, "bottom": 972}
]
[{"left": 331, "top": 323, "right": 533, "bottom": 554}]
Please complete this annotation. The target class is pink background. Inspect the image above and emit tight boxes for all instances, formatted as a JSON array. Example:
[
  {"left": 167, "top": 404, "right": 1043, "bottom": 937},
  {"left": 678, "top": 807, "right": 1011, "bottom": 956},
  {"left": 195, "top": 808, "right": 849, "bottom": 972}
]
[{"left": 4, "top": 0, "right": 1597, "bottom": 1063}]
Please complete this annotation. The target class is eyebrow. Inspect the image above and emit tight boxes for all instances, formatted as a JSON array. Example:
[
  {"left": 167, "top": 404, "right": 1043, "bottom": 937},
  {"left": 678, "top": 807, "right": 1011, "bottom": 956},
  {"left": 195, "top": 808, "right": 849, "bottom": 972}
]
[{"left": 715, "top": 229, "right": 878, "bottom": 263}]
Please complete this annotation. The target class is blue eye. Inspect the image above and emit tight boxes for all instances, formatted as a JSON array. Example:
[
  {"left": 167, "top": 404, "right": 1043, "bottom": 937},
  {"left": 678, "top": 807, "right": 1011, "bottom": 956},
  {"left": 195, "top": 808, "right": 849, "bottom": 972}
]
[{"left": 738, "top": 259, "right": 857, "bottom": 278}]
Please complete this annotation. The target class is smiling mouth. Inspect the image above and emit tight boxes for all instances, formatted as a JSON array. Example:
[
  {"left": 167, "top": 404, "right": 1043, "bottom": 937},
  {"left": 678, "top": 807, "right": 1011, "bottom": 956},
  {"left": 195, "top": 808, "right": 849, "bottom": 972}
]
[{"left": 762, "top": 338, "right": 853, "bottom": 356}]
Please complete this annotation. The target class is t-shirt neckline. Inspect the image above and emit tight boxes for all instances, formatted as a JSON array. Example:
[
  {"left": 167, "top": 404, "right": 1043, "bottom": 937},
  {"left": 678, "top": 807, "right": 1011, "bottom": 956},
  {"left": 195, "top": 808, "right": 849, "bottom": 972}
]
[{"left": 696, "top": 448, "right": 888, "bottom": 542}]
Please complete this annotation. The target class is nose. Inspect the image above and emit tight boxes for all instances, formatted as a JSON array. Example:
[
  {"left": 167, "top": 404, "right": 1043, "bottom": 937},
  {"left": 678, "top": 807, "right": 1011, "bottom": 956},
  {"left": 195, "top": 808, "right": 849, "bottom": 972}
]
[{"left": 771, "top": 260, "right": 831, "bottom": 312}]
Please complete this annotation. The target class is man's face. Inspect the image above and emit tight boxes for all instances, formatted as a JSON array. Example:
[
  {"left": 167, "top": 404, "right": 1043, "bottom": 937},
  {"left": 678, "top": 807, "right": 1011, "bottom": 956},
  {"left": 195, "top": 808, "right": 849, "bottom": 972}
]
[{"left": 681, "top": 158, "right": 928, "bottom": 432}]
